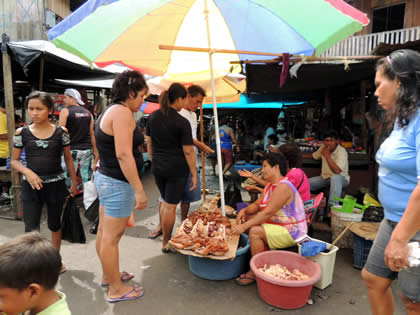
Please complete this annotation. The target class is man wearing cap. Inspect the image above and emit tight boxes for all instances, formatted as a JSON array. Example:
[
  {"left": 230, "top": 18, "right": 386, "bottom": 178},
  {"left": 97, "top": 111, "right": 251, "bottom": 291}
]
[{"left": 59, "top": 89, "right": 98, "bottom": 184}]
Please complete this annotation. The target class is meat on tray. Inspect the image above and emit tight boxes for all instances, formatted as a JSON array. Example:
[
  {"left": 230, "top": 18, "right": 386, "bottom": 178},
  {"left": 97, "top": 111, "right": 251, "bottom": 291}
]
[
  {"left": 259, "top": 264, "right": 309, "bottom": 281},
  {"left": 169, "top": 207, "right": 231, "bottom": 256}
]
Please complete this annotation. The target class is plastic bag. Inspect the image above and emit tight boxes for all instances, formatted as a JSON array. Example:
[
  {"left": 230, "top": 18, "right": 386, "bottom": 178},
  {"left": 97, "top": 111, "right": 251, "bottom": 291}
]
[
  {"left": 83, "top": 175, "right": 98, "bottom": 210},
  {"left": 84, "top": 198, "right": 99, "bottom": 222},
  {"left": 61, "top": 197, "right": 86, "bottom": 244}
]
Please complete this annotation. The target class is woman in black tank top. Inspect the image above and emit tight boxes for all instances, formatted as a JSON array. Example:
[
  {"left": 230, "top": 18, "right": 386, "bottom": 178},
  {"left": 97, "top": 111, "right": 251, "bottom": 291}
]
[{"left": 94, "top": 70, "right": 148, "bottom": 303}]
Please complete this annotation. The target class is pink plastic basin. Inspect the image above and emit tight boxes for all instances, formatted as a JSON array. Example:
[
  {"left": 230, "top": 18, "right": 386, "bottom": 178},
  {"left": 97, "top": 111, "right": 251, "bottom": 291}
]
[{"left": 250, "top": 250, "right": 321, "bottom": 309}]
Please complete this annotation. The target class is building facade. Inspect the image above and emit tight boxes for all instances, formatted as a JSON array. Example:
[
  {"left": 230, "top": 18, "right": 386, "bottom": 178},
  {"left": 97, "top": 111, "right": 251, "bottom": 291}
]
[
  {"left": 0, "top": 0, "right": 84, "bottom": 41},
  {"left": 322, "top": 0, "right": 420, "bottom": 56}
]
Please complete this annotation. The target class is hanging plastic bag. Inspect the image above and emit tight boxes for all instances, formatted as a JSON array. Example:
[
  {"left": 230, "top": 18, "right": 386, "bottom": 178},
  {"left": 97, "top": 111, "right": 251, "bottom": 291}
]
[
  {"left": 61, "top": 197, "right": 86, "bottom": 244},
  {"left": 83, "top": 173, "right": 98, "bottom": 210}
]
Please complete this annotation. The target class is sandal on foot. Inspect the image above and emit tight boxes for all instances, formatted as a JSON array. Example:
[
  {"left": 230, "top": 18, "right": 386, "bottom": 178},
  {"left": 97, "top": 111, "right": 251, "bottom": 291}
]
[
  {"left": 107, "top": 286, "right": 144, "bottom": 303},
  {"left": 235, "top": 274, "right": 256, "bottom": 286},
  {"left": 161, "top": 243, "right": 175, "bottom": 254},
  {"left": 148, "top": 229, "right": 162, "bottom": 239},
  {"left": 101, "top": 271, "right": 135, "bottom": 287}
]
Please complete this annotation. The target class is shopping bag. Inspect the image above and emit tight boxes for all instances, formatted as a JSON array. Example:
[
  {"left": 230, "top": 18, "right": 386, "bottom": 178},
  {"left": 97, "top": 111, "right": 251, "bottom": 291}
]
[
  {"left": 83, "top": 175, "right": 98, "bottom": 210},
  {"left": 61, "top": 197, "right": 86, "bottom": 244},
  {"left": 84, "top": 198, "right": 99, "bottom": 222}
]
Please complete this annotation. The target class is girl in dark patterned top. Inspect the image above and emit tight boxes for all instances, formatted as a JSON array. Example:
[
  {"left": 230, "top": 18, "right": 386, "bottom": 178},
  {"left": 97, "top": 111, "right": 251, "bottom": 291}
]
[{"left": 11, "top": 91, "right": 77, "bottom": 273}]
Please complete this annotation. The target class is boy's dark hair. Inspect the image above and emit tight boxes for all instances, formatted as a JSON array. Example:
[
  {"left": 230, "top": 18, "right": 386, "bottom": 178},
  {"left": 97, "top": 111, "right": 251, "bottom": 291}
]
[
  {"left": 187, "top": 85, "right": 206, "bottom": 98},
  {"left": 263, "top": 152, "right": 287, "bottom": 176},
  {"left": 323, "top": 129, "right": 339, "bottom": 140},
  {"left": 277, "top": 142, "right": 302, "bottom": 168},
  {"left": 25, "top": 91, "right": 55, "bottom": 111},
  {"left": 111, "top": 70, "right": 148, "bottom": 104},
  {"left": 0, "top": 232, "right": 61, "bottom": 290}
]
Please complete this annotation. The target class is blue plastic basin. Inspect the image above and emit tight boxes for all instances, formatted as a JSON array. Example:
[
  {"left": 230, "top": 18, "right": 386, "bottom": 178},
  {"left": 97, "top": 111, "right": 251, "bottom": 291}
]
[{"left": 188, "top": 233, "right": 251, "bottom": 280}]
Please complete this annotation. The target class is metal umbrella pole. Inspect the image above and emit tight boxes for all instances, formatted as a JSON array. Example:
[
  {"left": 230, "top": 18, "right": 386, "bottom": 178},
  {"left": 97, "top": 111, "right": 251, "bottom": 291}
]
[{"left": 204, "top": 0, "right": 225, "bottom": 215}]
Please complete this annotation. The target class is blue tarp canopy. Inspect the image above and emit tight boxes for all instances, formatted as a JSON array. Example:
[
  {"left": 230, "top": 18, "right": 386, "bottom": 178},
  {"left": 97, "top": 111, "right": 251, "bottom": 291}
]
[{"left": 202, "top": 94, "right": 303, "bottom": 109}]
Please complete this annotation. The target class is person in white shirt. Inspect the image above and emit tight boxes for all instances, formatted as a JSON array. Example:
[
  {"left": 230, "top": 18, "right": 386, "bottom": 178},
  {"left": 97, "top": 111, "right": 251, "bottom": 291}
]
[{"left": 308, "top": 129, "right": 349, "bottom": 206}]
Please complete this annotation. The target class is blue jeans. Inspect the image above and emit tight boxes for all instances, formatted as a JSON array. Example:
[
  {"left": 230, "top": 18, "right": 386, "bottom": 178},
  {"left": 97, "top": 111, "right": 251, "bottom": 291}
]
[
  {"left": 308, "top": 174, "right": 349, "bottom": 205},
  {"left": 94, "top": 172, "right": 135, "bottom": 218}
]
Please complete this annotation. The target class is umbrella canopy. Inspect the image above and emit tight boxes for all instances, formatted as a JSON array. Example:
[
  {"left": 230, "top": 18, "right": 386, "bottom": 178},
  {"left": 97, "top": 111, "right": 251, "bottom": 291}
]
[
  {"left": 52, "top": 0, "right": 369, "bottom": 77},
  {"left": 140, "top": 101, "right": 160, "bottom": 114}
]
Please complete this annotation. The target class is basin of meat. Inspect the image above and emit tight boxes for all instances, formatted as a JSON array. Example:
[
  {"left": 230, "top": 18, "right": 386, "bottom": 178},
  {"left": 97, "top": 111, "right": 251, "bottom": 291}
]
[{"left": 250, "top": 251, "right": 321, "bottom": 309}]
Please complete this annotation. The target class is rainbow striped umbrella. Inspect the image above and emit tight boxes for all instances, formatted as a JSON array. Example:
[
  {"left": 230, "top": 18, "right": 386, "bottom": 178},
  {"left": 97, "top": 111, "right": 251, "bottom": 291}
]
[{"left": 52, "top": 0, "right": 369, "bottom": 77}]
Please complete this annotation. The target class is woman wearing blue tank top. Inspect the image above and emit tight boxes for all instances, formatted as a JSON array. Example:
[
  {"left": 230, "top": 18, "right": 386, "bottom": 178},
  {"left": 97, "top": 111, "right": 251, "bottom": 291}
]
[{"left": 362, "top": 50, "right": 420, "bottom": 314}]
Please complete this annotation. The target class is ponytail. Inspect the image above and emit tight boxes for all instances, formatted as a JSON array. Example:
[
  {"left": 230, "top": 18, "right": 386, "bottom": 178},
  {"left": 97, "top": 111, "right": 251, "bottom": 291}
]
[
  {"left": 159, "top": 91, "right": 170, "bottom": 115},
  {"left": 159, "top": 83, "right": 187, "bottom": 115}
]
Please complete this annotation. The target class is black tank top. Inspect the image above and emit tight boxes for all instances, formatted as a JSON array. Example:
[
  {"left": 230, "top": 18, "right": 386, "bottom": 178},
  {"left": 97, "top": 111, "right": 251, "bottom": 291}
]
[
  {"left": 66, "top": 105, "right": 92, "bottom": 150},
  {"left": 95, "top": 105, "right": 144, "bottom": 182},
  {"left": 21, "top": 126, "right": 65, "bottom": 177}
]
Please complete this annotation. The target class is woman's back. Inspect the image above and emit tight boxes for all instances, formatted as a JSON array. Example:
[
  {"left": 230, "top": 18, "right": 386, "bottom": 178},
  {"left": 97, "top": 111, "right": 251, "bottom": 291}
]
[
  {"left": 286, "top": 168, "right": 311, "bottom": 202},
  {"left": 146, "top": 108, "right": 193, "bottom": 177}
]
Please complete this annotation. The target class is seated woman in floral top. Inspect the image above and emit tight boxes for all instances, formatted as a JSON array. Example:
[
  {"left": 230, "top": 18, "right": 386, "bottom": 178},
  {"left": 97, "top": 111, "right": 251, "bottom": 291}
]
[{"left": 232, "top": 152, "right": 307, "bottom": 286}]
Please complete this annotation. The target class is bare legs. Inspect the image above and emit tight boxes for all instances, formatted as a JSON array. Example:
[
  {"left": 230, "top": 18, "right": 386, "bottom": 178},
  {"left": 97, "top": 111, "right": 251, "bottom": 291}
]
[
  {"left": 161, "top": 201, "right": 177, "bottom": 248},
  {"left": 180, "top": 202, "right": 190, "bottom": 222},
  {"left": 362, "top": 269, "right": 394, "bottom": 315},
  {"left": 96, "top": 205, "right": 142, "bottom": 299},
  {"left": 237, "top": 226, "right": 268, "bottom": 284},
  {"left": 362, "top": 269, "right": 420, "bottom": 315},
  {"left": 51, "top": 230, "right": 62, "bottom": 252}
]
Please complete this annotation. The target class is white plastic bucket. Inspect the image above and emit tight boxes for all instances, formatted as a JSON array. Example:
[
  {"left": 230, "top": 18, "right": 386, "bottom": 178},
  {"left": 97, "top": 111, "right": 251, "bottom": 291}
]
[{"left": 298, "top": 240, "right": 339, "bottom": 290}]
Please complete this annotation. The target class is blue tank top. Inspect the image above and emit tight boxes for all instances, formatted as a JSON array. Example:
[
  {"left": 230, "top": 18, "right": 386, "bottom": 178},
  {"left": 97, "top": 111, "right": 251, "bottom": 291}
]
[{"left": 219, "top": 126, "right": 232, "bottom": 149}]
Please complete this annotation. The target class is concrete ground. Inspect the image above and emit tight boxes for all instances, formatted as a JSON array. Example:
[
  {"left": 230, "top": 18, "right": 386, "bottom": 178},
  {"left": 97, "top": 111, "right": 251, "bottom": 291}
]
[{"left": 0, "top": 164, "right": 406, "bottom": 315}]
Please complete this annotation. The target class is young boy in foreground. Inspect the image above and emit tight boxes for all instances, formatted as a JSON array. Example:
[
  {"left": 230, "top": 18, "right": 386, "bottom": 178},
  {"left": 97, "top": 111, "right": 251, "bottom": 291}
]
[{"left": 0, "top": 232, "right": 71, "bottom": 315}]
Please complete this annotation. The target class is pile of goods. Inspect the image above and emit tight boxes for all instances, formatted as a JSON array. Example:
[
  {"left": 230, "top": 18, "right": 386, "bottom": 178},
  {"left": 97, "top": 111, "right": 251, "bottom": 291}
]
[
  {"left": 170, "top": 196, "right": 232, "bottom": 256},
  {"left": 259, "top": 264, "right": 309, "bottom": 281}
]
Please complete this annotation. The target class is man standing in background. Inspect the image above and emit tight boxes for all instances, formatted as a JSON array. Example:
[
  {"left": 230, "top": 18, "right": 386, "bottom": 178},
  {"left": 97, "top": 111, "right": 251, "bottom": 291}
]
[
  {"left": 59, "top": 89, "right": 98, "bottom": 185},
  {"left": 178, "top": 85, "right": 214, "bottom": 220}
]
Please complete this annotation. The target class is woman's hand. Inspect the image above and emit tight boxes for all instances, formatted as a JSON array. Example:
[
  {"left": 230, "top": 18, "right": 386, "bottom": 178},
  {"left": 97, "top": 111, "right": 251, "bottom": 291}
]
[
  {"left": 134, "top": 190, "right": 148, "bottom": 210},
  {"left": 238, "top": 169, "right": 253, "bottom": 179},
  {"left": 384, "top": 238, "right": 410, "bottom": 271},
  {"left": 236, "top": 209, "right": 246, "bottom": 225},
  {"left": 189, "top": 174, "right": 197, "bottom": 191},
  {"left": 244, "top": 184, "right": 259, "bottom": 192},
  {"left": 231, "top": 223, "right": 246, "bottom": 235},
  {"left": 70, "top": 181, "right": 77, "bottom": 197},
  {"left": 26, "top": 170, "right": 43, "bottom": 190}
]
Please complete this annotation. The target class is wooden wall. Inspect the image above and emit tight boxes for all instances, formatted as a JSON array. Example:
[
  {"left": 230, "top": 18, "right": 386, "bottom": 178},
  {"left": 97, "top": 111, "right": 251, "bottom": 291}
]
[
  {"left": 47, "top": 0, "right": 71, "bottom": 19},
  {"left": 351, "top": 0, "right": 420, "bottom": 35}
]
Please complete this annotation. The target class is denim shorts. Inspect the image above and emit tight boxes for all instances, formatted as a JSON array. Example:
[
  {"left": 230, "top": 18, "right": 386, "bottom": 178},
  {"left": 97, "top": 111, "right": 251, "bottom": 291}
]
[
  {"left": 94, "top": 171, "right": 135, "bottom": 218},
  {"left": 182, "top": 169, "right": 201, "bottom": 203},
  {"left": 364, "top": 218, "right": 420, "bottom": 302}
]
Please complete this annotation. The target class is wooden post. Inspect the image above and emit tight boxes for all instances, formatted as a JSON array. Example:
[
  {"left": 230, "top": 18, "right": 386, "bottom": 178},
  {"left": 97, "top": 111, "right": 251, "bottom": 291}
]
[
  {"left": 2, "top": 34, "right": 22, "bottom": 219},
  {"left": 200, "top": 102, "right": 206, "bottom": 200}
]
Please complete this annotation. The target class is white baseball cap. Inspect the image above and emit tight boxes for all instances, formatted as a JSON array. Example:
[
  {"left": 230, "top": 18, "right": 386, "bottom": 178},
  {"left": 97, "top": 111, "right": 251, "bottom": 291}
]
[{"left": 64, "top": 88, "right": 84, "bottom": 105}]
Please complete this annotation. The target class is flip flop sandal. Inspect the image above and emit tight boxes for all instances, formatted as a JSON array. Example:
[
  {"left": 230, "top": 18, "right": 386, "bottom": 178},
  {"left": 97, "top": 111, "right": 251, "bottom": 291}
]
[
  {"left": 148, "top": 230, "right": 163, "bottom": 239},
  {"left": 107, "top": 286, "right": 144, "bottom": 303},
  {"left": 235, "top": 274, "right": 256, "bottom": 286},
  {"left": 101, "top": 271, "right": 135, "bottom": 287},
  {"left": 161, "top": 243, "right": 176, "bottom": 254}
]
